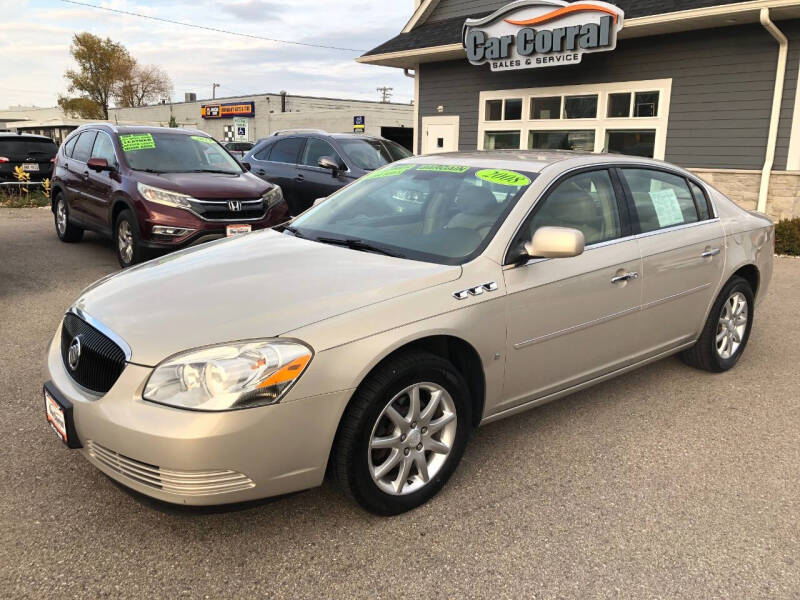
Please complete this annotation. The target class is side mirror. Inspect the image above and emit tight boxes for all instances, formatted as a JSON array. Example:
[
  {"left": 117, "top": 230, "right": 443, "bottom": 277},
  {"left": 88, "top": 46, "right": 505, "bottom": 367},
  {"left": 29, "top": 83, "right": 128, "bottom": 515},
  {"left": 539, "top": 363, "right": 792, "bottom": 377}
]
[
  {"left": 318, "top": 156, "right": 340, "bottom": 177},
  {"left": 525, "top": 226, "right": 585, "bottom": 259},
  {"left": 241, "top": 161, "right": 252, "bottom": 172},
  {"left": 313, "top": 197, "right": 326, "bottom": 206},
  {"left": 87, "top": 157, "right": 112, "bottom": 172}
]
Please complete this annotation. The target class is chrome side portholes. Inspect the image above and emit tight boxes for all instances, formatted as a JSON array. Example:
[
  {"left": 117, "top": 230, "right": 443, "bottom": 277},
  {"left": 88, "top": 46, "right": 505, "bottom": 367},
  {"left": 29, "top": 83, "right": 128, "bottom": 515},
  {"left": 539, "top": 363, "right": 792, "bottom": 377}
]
[{"left": 453, "top": 281, "right": 498, "bottom": 300}]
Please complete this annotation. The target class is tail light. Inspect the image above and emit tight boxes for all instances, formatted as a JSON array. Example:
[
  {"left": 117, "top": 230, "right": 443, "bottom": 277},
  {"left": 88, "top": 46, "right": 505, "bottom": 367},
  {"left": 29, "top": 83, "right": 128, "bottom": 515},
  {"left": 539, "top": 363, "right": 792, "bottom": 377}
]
[{"left": 0, "top": 157, "right": 9, "bottom": 163}]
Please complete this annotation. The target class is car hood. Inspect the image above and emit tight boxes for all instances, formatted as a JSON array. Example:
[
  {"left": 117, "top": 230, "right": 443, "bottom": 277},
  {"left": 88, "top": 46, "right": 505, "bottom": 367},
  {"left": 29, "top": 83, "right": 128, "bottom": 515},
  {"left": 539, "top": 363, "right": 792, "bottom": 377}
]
[
  {"left": 135, "top": 171, "right": 269, "bottom": 199},
  {"left": 73, "top": 230, "right": 462, "bottom": 366}
]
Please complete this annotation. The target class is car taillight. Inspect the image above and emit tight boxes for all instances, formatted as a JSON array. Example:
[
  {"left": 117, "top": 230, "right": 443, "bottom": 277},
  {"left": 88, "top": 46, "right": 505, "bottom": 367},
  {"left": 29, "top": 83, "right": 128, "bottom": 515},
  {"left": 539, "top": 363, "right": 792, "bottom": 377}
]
[{"left": 0, "top": 157, "right": 9, "bottom": 163}]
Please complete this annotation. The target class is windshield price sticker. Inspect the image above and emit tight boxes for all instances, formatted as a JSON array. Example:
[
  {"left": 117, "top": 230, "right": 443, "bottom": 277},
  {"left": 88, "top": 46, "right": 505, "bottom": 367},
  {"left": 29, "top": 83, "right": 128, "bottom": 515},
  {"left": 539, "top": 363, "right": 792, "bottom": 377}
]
[
  {"left": 649, "top": 188, "right": 685, "bottom": 227},
  {"left": 120, "top": 134, "right": 156, "bottom": 152},
  {"left": 416, "top": 165, "right": 470, "bottom": 174},
  {"left": 363, "top": 164, "right": 416, "bottom": 180},
  {"left": 191, "top": 136, "right": 215, "bottom": 145},
  {"left": 475, "top": 169, "right": 531, "bottom": 186}
]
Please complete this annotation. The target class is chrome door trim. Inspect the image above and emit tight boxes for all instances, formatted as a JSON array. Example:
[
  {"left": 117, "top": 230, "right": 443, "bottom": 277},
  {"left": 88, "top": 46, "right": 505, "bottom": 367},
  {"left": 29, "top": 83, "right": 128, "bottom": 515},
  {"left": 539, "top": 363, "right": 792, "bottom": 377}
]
[
  {"left": 641, "top": 282, "right": 712, "bottom": 311},
  {"left": 513, "top": 305, "right": 641, "bottom": 350}
]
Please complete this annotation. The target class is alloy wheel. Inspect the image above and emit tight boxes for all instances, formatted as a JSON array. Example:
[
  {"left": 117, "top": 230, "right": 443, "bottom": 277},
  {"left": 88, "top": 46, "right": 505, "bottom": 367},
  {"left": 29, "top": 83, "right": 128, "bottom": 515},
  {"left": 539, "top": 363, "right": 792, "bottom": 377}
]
[
  {"left": 716, "top": 291, "right": 748, "bottom": 360},
  {"left": 117, "top": 220, "right": 134, "bottom": 265},
  {"left": 368, "top": 382, "right": 457, "bottom": 496},
  {"left": 56, "top": 199, "right": 67, "bottom": 235}
]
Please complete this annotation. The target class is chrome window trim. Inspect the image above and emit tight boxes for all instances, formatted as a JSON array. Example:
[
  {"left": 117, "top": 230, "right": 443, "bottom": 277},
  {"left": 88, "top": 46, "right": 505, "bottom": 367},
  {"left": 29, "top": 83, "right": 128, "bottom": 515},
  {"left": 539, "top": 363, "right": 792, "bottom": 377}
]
[
  {"left": 502, "top": 160, "right": 722, "bottom": 267},
  {"left": 68, "top": 306, "right": 133, "bottom": 362}
]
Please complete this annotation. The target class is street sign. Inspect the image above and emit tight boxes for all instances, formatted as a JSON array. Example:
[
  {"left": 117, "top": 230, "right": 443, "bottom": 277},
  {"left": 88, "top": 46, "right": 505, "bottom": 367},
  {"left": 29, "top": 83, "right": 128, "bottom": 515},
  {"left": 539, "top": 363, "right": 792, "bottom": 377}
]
[{"left": 353, "top": 115, "right": 365, "bottom": 133}]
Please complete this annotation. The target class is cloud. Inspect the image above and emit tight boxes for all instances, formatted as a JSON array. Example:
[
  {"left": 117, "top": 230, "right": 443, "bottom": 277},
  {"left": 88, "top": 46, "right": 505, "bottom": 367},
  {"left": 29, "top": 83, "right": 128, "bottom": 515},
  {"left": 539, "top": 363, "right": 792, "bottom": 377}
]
[{"left": 219, "top": 0, "right": 286, "bottom": 20}]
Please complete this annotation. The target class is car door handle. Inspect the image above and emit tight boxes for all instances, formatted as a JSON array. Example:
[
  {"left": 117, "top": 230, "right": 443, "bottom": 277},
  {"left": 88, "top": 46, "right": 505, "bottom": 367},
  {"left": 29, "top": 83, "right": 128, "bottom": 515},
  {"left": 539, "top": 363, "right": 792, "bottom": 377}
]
[
  {"left": 611, "top": 272, "right": 639, "bottom": 284},
  {"left": 295, "top": 174, "right": 305, "bottom": 182},
  {"left": 701, "top": 248, "right": 721, "bottom": 258},
  {"left": 256, "top": 169, "right": 266, "bottom": 175}
]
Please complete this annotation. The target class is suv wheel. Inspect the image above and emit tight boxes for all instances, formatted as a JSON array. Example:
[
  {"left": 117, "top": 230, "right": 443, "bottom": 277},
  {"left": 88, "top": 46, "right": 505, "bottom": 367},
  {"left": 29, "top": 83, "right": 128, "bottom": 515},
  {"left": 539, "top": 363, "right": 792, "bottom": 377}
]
[
  {"left": 114, "top": 209, "right": 144, "bottom": 268},
  {"left": 332, "top": 351, "right": 471, "bottom": 515},
  {"left": 681, "top": 276, "right": 755, "bottom": 372},
  {"left": 54, "top": 193, "right": 83, "bottom": 243}
]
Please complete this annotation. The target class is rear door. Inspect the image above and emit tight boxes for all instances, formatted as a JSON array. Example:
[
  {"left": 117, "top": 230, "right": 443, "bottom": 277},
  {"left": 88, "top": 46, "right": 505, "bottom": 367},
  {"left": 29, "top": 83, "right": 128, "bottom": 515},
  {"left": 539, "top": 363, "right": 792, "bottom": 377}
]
[
  {"left": 618, "top": 167, "right": 725, "bottom": 355},
  {"left": 295, "top": 137, "right": 348, "bottom": 211},
  {"left": 260, "top": 136, "right": 305, "bottom": 215},
  {"left": 63, "top": 130, "right": 97, "bottom": 223}
]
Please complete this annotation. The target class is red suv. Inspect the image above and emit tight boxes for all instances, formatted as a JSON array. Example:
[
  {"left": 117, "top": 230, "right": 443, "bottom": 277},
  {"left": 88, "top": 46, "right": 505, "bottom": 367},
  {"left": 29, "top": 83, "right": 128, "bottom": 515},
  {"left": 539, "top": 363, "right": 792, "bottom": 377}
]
[{"left": 51, "top": 124, "right": 289, "bottom": 267}]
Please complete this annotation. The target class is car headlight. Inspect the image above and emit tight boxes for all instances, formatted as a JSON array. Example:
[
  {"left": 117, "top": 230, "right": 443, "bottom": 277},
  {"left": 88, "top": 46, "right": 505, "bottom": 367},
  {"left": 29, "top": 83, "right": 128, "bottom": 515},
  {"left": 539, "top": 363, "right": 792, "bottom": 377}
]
[
  {"left": 137, "top": 182, "right": 194, "bottom": 210},
  {"left": 143, "top": 339, "right": 312, "bottom": 411},
  {"left": 262, "top": 185, "right": 283, "bottom": 209}
]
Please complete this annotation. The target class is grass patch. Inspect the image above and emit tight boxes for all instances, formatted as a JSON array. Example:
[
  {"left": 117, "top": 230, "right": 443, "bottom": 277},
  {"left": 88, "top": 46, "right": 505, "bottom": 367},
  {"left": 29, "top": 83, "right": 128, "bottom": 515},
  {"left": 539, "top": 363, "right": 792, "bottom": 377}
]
[{"left": 0, "top": 188, "right": 50, "bottom": 208}]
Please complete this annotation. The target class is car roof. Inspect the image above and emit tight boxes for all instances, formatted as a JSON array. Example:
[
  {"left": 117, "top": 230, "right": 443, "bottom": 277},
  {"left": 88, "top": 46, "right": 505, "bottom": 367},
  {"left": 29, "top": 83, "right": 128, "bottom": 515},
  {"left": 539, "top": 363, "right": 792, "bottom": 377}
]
[
  {"left": 74, "top": 124, "right": 210, "bottom": 137},
  {"left": 0, "top": 133, "right": 56, "bottom": 141},
  {"left": 400, "top": 150, "right": 687, "bottom": 174}
]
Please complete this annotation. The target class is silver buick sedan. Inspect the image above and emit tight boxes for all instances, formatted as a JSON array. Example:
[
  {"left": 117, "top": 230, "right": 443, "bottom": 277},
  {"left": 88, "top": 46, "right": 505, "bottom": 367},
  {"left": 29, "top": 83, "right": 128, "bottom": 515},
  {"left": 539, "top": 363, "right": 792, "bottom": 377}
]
[{"left": 44, "top": 151, "right": 773, "bottom": 514}]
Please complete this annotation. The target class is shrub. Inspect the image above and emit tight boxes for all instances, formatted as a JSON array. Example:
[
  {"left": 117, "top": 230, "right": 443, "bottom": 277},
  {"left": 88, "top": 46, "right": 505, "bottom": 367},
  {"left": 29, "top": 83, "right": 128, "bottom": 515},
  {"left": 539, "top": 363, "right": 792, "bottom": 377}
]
[{"left": 775, "top": 218, "right": 800, "bottom": 256}]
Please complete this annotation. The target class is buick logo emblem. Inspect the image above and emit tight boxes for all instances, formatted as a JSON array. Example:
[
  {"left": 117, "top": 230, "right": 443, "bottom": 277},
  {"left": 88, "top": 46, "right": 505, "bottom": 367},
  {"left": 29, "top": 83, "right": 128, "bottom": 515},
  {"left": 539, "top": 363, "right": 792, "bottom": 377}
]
[
  {"left": 67, "top": 335, "right": 82, "bottom": 371},
  {"left": 228, "top": 200, "right": 242, "bottom": 211}
]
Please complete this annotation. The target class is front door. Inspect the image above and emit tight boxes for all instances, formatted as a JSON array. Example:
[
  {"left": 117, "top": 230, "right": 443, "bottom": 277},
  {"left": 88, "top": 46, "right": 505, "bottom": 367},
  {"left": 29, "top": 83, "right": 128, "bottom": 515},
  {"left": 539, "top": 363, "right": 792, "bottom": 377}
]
[
  {"left": 618, "top": 168, "right": 725, "bottom": 355},
  {"left": 295, "top": 137, "right": 347, "bottom": 211},
  {"left": 422, "top": 116, "right": 459, "bottom": 154},
  {"left": 499, "top": 169, "right": 643, "bottom": 414}
]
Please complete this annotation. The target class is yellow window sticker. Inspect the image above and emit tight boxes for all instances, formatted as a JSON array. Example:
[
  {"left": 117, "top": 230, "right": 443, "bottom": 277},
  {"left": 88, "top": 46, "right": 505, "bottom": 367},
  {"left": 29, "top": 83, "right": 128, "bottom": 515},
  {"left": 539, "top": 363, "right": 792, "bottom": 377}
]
[
  {"left": 416, "top": 164, "right": 470, "bottom": 173},
  {"left": 475, "top": 169, "right": 531, "bottom": 186},
  {"left": 120, "top": 134, "right": 156, "bottom": 152},
  {"left": 191, "top": 136, "right": 215, "bottom": 144},
  {"left": 363, "top": 164, "right": 416, "bottom": 180}
]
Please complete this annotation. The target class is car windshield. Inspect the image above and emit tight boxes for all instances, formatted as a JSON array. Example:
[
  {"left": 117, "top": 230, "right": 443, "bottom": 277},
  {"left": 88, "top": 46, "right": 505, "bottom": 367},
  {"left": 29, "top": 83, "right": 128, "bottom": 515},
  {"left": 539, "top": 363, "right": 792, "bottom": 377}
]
[
  {"left": 339, "top": 138, "right": 412, "bottom": 170},
  {"left": 0, "top": 138, "right": 58, "bottom": 159},
  {"left": 290, "top": 163, "right": 536, "bottom": 265},
  {"left": 120, "top": 132, "right": 242, "bottom": 174}
]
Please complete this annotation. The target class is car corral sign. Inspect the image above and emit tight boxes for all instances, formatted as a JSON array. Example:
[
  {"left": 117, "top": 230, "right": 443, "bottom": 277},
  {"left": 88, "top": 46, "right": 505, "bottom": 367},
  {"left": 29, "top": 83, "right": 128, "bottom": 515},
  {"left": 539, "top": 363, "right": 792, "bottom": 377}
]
[
  {"left": 463, "top": 0, "right": 624, "bottom": 72},
  {"left": 201, "top": 101, "right": 256, "bottom": 119}
]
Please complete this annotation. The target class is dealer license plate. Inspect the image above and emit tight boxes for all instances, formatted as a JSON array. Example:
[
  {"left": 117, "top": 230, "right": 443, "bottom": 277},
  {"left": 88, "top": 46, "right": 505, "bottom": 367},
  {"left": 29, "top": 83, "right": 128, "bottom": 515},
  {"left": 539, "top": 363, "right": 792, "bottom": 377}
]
[
  {"left": 226, "top": 224, "right": 251, "bottom": 237},
  {"left": 44, "top": 389, "right": 68, "bottom": 443},
  {"left": 22, "top": 163, "right": 39, "bottom": 172}
]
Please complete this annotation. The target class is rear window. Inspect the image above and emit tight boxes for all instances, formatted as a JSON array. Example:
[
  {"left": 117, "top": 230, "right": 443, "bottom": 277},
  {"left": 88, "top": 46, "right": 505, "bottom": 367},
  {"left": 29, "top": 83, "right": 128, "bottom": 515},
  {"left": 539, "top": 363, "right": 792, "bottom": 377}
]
[
  {"left": 72, "top": 131, "right": 97, "bottom": 163},
  {"left": 621, "top": 168, "right": 699, "bottom": 233},
  {"left": 0, "top": 137, "right": 58, "bottom": 160},
  {"left": 268, "top": 137, "right": 304, "bottom": 164},
  {"left": 338, "top": 138, "right": 411, "bottom": 170}
]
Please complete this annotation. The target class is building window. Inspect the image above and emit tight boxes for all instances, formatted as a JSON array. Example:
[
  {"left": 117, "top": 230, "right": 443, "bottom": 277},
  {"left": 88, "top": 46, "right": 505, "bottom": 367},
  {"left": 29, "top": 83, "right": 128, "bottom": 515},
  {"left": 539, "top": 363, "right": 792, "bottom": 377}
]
[
  {"left": 531, "top": 97, "right": 561, "bottom": 120},
  {"left": 529, "top": 130, "right": 595, "bottom": 152},
  {"left": 485, "top": 98, "right": 522, "bottom": 121},
  {"left": 484, "top": 131, "right": 521, "bottom": 149},
  {"left": 605, "top": 130, "right": 656, "bottom": 158},
  {"left": 478, "top": 79, "right": 671, "bottom": 159},
  {"left": 563, "top": 95, "right": 598, "bottom": 119}
]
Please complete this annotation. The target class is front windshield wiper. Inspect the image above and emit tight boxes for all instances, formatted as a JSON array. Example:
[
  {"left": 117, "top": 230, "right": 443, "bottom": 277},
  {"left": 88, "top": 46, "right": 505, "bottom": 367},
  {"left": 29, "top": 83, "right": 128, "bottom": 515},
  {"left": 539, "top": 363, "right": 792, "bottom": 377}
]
[
  {"left": 187, "top": 169, "right": 239, "bottom": 174},
  {"left": 314, "top": 236, "right": 405, "bottom": 258},
  {"left": 282, "top": 225, "right": 304, "bottom": 238}
]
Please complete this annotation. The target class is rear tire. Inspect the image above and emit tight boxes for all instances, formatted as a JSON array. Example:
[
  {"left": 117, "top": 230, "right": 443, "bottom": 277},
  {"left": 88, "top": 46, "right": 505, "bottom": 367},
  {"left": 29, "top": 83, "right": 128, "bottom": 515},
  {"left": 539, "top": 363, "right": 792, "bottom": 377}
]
[
  {"left": 332, "top": 351, "right": 471, "bottom": 515},
  {"left": 54, "top": 193, "right": 83, "bottom": 243},
  {"left": 681, "top": 276, "right": 754, "bottom": 372},
  {"left": 114, "top": 209, "right": 145, "bottom": 268}
]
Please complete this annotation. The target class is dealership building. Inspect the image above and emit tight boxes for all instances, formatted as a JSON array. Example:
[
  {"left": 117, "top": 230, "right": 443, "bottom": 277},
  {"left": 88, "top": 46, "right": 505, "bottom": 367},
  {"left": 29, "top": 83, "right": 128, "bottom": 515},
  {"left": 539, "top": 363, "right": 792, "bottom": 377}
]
[{"left": 359, "top": 0, "right": 800, "bottom": 219}]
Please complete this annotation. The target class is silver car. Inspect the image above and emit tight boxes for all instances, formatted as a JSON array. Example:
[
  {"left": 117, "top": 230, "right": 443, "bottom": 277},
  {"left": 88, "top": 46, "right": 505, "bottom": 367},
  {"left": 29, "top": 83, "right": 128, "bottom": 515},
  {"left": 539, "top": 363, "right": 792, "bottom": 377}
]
[{"left": 44, "top": 151, "right": 773, "bottom": 514}]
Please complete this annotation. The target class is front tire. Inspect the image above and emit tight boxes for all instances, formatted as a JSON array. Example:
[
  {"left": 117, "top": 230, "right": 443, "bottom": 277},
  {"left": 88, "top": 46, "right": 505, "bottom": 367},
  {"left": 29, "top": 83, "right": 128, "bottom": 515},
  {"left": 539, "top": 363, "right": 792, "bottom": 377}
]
[
  {"left": 332, "top": 351, "right": 472, "bottom": 515},
  {"left": 681, "top": 276, "right": 755, "bottom": 372},
  {"left": 114, "top": 209, "right": 145, "bottom": 268},
  {"left": 54, "top": 193, "right": 83, "bottom": 243}
]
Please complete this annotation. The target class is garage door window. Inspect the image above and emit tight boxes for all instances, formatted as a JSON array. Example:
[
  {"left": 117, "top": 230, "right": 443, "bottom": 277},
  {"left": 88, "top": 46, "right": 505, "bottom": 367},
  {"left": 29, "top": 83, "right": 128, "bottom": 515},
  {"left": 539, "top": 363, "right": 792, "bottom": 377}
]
[{"left": 621, "top": 169, "right": 699, "bottom": 233}]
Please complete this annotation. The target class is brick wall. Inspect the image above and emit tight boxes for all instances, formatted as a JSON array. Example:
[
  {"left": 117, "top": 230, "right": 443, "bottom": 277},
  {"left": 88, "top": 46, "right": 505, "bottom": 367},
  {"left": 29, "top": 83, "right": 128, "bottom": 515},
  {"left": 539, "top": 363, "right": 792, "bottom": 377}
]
[{"left": 690, "top": 169, "right": 800, "bottom": 220}]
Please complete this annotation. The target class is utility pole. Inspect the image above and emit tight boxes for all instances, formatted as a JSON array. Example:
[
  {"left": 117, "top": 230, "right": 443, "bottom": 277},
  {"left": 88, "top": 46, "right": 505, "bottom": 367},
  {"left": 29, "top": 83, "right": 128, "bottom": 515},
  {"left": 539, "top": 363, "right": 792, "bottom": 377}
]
[
  {"left": 376, "top": 86, "right": 393, "bottom": 103},
  {"left": 212, "top": 83, "right": 220, "bottom": 99}
]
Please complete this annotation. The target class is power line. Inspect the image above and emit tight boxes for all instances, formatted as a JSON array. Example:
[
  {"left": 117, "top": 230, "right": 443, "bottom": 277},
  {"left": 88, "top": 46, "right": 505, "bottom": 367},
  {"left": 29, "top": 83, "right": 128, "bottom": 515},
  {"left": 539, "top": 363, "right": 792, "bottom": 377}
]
[{"left": 57, "top": 0, "right": 366, "bottom": 53}]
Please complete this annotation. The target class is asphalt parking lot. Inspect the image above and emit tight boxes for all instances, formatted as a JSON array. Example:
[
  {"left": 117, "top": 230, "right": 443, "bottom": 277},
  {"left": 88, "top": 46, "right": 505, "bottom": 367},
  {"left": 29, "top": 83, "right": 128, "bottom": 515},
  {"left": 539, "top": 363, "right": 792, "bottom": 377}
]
[{"left": 1, "top": 207, "right": 798, "bottom": 599}]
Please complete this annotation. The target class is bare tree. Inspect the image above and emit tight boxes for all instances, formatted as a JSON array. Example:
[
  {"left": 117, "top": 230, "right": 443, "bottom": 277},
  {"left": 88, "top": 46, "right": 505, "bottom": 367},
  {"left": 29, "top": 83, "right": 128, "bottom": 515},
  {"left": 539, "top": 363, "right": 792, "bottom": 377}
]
[{"left": 116, "top": 64, "right": 173, "bottom": 107}]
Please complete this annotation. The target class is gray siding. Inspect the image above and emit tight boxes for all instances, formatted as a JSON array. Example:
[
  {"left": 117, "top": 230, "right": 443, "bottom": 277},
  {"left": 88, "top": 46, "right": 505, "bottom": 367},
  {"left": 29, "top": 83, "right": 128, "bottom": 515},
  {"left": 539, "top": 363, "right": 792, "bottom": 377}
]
[
  {"left": 776, "top": 21, "right": 800, "bottom": 171},
  {"left": 418, "top": 23, "right": 798, "bottom": 170}
]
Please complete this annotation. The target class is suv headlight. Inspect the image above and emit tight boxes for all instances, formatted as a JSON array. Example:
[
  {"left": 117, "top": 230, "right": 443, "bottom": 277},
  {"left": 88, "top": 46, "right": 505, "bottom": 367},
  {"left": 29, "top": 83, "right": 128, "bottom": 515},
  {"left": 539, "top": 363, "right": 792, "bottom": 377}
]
[
  {"left": 137, "top": 182, "right": 194, "bottom": 210},
  {"left": 143, "top": 339, "right": 312, "bottom": 411},
  {"left": 262, "top": 185, "right": 283, "bottom": 209}
]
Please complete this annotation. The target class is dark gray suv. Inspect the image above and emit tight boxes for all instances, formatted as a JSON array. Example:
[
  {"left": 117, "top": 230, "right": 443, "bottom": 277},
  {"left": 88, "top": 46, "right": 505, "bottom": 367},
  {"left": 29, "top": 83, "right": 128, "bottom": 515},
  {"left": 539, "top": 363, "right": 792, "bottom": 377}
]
[{"left": 243, "top": 131, "right": 411, "bottom": 215}]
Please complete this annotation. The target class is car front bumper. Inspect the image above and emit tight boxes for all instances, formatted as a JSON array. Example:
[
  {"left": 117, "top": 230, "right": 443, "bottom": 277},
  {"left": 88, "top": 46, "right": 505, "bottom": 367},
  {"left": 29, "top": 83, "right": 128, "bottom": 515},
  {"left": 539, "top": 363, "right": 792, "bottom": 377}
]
[{"left": 46, "top": 325, "right": 352, "bottom": 505}]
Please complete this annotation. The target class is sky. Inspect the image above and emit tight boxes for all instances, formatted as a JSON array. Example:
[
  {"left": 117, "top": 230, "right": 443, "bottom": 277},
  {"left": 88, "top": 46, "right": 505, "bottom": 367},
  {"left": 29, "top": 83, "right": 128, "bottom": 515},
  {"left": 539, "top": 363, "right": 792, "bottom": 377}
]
[{"left": 0, "top": 0, "right": 415, "bottom": 109}]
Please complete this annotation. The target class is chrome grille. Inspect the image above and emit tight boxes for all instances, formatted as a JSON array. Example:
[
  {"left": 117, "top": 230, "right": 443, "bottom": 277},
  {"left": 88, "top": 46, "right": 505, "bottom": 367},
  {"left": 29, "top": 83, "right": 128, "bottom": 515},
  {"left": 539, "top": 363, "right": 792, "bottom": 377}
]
[
  {"left": 86, "top": 441, "right": 255, "bottom": 496},
  {"left": 61, "top": 312, "right": 126, "bottom": 393},
  {"left": 188, "top": 198, "right": 265, "bottom": 222}
]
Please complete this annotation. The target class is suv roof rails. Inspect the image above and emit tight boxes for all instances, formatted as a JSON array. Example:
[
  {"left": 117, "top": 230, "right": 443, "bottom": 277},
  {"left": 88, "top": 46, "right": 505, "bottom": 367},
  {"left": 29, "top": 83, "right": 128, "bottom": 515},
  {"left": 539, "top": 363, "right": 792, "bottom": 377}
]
[{"left": 271, "top": 129, "right": 328, "bottom": 136}]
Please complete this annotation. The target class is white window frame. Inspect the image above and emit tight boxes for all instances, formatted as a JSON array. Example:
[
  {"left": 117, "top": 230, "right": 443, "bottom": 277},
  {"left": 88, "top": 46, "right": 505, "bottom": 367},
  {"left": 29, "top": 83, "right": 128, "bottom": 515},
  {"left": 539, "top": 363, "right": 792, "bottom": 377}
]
[{"left": 477, "top": 79, "right": 672, "bottom": 159}]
